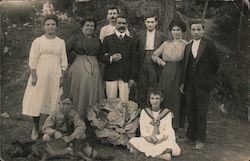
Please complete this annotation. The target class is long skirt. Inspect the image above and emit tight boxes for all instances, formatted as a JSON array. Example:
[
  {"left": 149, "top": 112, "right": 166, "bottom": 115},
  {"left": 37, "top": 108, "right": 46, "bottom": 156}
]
[
  {"left": 158, "top": 61, "right": 185, "bottom": 128},
  {"left": 67, "top": 55, "right": 104, "bottom": 119},
  {"left": 23, "top": 54, "right": 62, "bottom": 117}
]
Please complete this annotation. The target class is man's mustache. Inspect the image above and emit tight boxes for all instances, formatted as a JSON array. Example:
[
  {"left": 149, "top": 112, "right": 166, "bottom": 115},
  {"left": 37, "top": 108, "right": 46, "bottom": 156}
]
[
  {"left": 118, "top": 26, "right": 126, "bottom": 30},
  {"left": 110, "top": 17, "right": 116, "bottom": 19}
]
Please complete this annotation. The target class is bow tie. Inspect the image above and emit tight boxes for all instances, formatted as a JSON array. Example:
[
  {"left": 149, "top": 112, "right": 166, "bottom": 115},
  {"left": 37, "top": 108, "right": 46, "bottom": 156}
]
[
  {"left": 150, "top": 119, "right": 160, "bottom": 135},
  {"left": 119, "top": 35, "right": 123, "bottom": 39}
]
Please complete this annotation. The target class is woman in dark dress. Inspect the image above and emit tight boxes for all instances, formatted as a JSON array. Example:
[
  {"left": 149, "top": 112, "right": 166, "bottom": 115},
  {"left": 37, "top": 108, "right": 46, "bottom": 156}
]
[
  {"left": 152, "top": 20, "right": 188, "bottom": 131},
  {"left": 66, "top": 17, "right": 104, "bottom": 119}
]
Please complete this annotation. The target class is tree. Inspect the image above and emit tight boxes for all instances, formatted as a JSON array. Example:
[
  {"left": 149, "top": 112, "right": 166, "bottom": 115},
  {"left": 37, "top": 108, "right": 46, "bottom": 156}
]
[
  {"left": 161, "top": 0, "right": 175, "bottom": 33},
  {"left": 201, "top": 0, "right": 209, "bottom": 21}
]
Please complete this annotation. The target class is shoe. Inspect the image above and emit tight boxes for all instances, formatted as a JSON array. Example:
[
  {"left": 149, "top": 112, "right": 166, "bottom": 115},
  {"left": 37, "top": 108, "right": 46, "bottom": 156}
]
[
  {"left": 193, "top": 142, "right": 204, "bottom": 150},
  {"left": 158, "top": 153, "right": 172, "bottom": 160},
  {"left": 31, "top": 126, "right": 39, "bottom": 140},
  {"left": 130, "top": 147, "right": 140, "bottom": 154}
]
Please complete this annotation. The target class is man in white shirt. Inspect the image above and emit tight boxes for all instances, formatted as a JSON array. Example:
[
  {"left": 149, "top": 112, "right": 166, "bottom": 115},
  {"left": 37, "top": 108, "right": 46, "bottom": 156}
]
[
  {"left": 180, "top": 20, "right": 220, "bottom": 150},
  {"left": 99, "top": 7, "right": 130, "bottom": 42},
  {"left": 136, "top": 15, "right": 166, "bottom": 107},
  {"left": 98, "top": 15, "right": 137, "bottom": 102}
]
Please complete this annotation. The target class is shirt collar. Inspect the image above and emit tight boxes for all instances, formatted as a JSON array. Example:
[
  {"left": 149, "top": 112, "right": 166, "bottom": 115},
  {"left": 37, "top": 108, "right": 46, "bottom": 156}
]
[
  {"left": 115, "top": 30, "right": 125, "bottom": 38},
  {"left": 147, "top": 29, "right": 156, "bottom": 34},
  {"left": 193, "top": 39, "right": 201, "bottom": 43}
]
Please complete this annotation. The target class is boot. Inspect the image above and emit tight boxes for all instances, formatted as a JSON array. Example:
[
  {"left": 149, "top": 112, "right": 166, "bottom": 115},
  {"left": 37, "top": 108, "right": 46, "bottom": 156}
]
[
  {"left": 31, "top": 117, "right": 40, "bottom": 140},
  {"left": 31, "top": 125, "right": 39, "bottom": 140}
]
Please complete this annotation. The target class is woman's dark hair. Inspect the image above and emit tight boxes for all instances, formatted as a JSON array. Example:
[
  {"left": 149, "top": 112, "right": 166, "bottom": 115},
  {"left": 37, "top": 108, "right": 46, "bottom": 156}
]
[
  {"left": 169, "top": 19, "right": 187, "bottom": 32},
  {"left": 80, "top": 17, "right": 97, "bottom": 29},
  {"left": 42, "top": 14, "right": 58, "bottom": 26},
  {"left": 145, "top": 88, "right": 164, "bottom": 108}
]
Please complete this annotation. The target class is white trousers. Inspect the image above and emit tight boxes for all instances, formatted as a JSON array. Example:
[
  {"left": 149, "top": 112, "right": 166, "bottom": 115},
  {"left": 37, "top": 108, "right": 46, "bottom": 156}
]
[{"left": 106, "top": 80, "right": 129, "bottom": 102}]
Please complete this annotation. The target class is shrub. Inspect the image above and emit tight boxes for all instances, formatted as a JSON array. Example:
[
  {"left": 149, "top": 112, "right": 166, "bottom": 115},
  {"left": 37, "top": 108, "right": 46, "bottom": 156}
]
[{"left": 211, "top": 54, "right": 248, "bottom": 119}]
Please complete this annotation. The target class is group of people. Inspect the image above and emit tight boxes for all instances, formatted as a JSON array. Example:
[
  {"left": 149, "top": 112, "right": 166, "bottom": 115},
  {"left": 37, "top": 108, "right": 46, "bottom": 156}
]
[{"left": 22, "top": 6, "right": 220, "bottom": 161}]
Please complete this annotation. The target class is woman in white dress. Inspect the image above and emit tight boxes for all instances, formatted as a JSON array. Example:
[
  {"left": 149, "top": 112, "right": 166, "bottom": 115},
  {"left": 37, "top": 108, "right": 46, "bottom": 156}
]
[
  {"left": 22, "top": 14, "right": 68, "bottom": 140},
  {"left": 128, "top": 88, "right": 181, "bottom": 160}
]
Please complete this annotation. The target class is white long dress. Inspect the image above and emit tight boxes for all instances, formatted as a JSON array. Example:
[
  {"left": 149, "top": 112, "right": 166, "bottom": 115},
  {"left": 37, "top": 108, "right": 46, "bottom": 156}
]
[
  {"left": 128, "top": 108, "right": 181, "bottom": 157},
  {"left": 22, "top": 35, "right": 68, "bottom": 117}
]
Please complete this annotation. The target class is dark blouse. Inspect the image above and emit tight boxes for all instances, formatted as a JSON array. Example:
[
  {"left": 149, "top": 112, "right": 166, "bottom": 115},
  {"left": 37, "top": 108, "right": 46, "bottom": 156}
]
[{"left": 66, "top": 33, "right": 101, "bottom": 64}]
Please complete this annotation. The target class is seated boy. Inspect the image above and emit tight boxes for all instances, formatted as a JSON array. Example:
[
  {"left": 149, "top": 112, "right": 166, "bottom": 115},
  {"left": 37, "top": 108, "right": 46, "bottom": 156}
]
[
  {"left": 41, "top": 98, "right": 114, "bottom": 160},
  {"left": 42, "top": 98, "right": 86, "bottom": 143}
]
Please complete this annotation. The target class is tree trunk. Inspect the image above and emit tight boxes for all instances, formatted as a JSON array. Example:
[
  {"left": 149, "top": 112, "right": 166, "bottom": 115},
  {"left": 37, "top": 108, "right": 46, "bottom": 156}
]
[
  {"left": 117, "top": 0, "right": 127, "bottom": 16},
  {"left": 201, "top": 0, "right": 209, "bottom": 21},
  {"left": 237, "top": 1, "right": 245, "bottom": 55},
  {"left": 161, "top": 0, "right": 175, "bottom": 34}
]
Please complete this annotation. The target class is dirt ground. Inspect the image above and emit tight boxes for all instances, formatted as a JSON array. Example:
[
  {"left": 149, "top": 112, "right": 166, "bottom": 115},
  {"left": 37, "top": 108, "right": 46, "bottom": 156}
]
[
  {"left": 1, "top": 9, "right": 250, "bottom": 161},
  {"left": 1, "top": 86, "right": 250, "bottom": 161}
]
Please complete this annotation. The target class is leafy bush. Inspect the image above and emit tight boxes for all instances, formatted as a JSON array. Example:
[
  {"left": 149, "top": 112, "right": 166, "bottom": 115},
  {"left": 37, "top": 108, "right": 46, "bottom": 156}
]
[{"left": 211, "top": 54, "right": 248, "bottom": 119}]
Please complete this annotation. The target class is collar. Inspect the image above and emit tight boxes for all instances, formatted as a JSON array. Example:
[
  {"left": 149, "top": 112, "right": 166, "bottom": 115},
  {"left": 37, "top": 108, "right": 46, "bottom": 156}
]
[
  {"left": 147, "top": 29, "right": 156, "bottom": 34},
  {"left": 144, "top": 107, "right": 170, "bottom": 121},
  {"left": 115, "top": 30, "right": 125, "bottom": 38},
  {"left": 193, "top": 38, "right": 201, "bottom": 43}
]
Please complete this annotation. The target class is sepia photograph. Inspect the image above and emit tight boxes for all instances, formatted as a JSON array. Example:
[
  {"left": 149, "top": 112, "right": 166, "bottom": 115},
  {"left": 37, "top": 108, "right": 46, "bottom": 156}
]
[{"left": 0, "top": 0, "right": 249, "bottom": 161}]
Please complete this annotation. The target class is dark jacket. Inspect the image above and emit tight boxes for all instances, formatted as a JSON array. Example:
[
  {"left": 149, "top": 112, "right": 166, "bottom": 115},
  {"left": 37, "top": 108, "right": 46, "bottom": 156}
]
[
  {"left": 182, "top": 37, "right": 220, "bottom": 90},
  {"left": 136, "top": 30, "right": 166, "bottom": 67},
  {"left": 98, "top": 34, "right": 137, "bottom": 82}
]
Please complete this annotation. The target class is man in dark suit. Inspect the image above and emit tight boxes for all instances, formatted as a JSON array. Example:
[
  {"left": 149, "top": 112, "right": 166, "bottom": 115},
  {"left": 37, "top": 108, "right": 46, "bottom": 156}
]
[
  {"left": 180, "top": 20, "right": 220, "bottom": 150},
  {"left": 136, "top": 15, "right": 166, "bottom": 107},
  {"left": 98, "top": 15, "right": 137, "bottom": 102}
]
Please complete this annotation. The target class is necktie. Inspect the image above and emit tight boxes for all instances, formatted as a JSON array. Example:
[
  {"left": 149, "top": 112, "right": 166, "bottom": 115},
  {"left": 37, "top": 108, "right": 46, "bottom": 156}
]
[
  {"left": 150, "top": 119, "right": 160, "bottom": 135},
  {"left": 119, "top": 35, "right": 123, "bottom": 40}
]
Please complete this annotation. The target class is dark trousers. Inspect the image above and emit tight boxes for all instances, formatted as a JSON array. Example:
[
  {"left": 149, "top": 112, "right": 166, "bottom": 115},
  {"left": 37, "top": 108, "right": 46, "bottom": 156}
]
[
  {"left": 185, "top": 79, "right": 210, "bottom": 142},
  {"left": 138, "top": 51, "right": 158, "bottom": 107}
]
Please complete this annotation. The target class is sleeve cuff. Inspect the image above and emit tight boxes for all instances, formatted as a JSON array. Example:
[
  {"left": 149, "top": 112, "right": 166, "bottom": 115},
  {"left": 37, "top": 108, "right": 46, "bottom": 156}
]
[
  {"left": 109, "top": 56, "right": 112, "bottom": 64},
  {"left": 44, "top": 129, "right": 57, "bottom": 136}
]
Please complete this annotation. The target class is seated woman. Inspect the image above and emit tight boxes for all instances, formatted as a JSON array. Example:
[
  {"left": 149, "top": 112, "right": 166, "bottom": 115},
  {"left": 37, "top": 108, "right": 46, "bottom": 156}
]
[{"left": 127, "top": 88, "right": 181, "bottom": 160}]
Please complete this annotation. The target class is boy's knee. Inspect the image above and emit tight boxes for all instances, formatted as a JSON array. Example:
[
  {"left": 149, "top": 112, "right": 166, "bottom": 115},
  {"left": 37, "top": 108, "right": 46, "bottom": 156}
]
[
  {"left": 79, "top": 133, "right": 86, "bottom": 140},
  {"left": 43, "top": 134, "right": 52, "bottom": 142}
]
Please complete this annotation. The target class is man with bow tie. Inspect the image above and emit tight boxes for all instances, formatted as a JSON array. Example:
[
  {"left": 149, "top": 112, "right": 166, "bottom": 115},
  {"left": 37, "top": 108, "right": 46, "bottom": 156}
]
[
  {"left": 180, "top": 20, "right": 220, "bottom": 150},
  {"left": 98, "top": 15, "right": 137, "bottom": 102}
]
